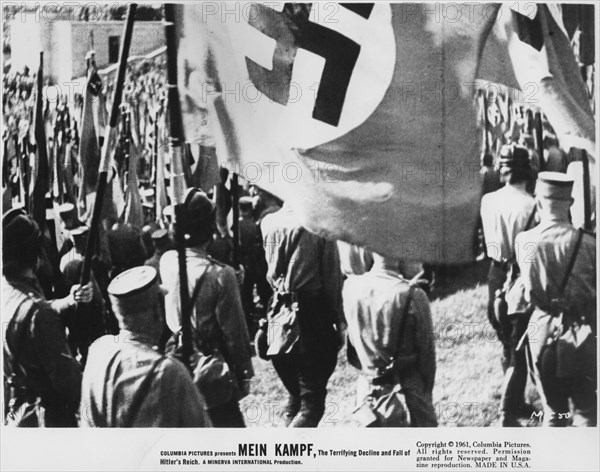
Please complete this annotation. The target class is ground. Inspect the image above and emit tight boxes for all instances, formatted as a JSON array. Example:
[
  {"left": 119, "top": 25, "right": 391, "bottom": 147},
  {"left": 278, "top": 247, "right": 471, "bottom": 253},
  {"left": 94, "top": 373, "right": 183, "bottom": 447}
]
[{"left": 239, "top": 260, "right": 543, "bottom": 427}]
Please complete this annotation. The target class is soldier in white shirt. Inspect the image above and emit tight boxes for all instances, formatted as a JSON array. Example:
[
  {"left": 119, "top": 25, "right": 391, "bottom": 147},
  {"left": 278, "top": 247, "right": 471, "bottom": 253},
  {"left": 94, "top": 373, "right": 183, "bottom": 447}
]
[
  {"left": 480, "top": 145, "right": 537, "bottom": 426},
  {"left": 480, "top": 144, "right": 535, "bottom": 367}
]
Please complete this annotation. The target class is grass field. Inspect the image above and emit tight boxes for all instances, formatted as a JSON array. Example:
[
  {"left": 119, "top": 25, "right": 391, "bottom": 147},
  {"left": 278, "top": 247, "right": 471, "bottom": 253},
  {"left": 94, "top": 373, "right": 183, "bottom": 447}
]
[{"left": 239, "top": 261, "right": 542, "bottom": 427}]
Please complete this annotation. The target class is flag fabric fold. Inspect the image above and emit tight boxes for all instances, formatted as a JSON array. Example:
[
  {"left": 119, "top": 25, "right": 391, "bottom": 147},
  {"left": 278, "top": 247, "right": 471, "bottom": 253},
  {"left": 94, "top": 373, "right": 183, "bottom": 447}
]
[
  {"left": 176, "top": 3, "right": 503, "bottom": 263},
  {"left": 77, "top": 56, "right": 121, "bottom": 225},
  {"left": 479, "top": 4, "right": 596, "bottom": 160}
]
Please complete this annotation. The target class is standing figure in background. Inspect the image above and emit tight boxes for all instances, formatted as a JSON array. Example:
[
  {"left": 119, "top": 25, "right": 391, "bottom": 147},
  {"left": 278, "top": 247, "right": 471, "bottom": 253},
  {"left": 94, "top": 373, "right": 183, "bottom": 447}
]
[
  {"left": 480, "top": 144, "right": 536, "bottom": 426},
  {"left": 238, "top": 196, "right": 265, "bottom": 332},
  {"left": 106, "top": 222, "right": 148, "bottom": 278}
]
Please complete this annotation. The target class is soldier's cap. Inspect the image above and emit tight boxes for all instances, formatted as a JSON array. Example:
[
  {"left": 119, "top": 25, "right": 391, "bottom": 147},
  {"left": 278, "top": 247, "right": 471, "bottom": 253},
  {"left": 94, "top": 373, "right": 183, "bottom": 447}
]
[
  {"left": 183, "top": 187, "right": 215, "bottom": 224},
  {"left": 480, "top": 152, "right": 494, "bottom": 168},
  {"left": 535, "top": 171, "right": 574, "bottom": 201},
  {"left": 58, "top": 202, "right": 82, "bottom": 230},
  {"left": 498, "top": 144, "right": 530, "bottom": 170},
  {"left": 239, "top": 196, "right": 253, "bottom": 212},
  {"left": 151, "top": 228, "right": 169, "bottom": 243},
  {"left": 140, "top": 188, "right": 155, "bottom": 209},
  {"left": 108, "top": 266, "right": 160, "bottom": 317},
  {"left": 2, "top": 208, "right": 40, "bottom": 252}
]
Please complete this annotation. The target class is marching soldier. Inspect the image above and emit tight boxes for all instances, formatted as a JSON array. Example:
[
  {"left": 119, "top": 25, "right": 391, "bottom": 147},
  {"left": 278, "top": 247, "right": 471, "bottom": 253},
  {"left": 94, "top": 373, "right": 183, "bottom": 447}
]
[
  {"left": 160, "top": 188, "right": 254, "bottom": 427},
  {"left": 343, "top": 252, "right": 437, "bottom": 427},
  {"left": 80, "top": 266, "right": 211, "bottom": 427},
  {"left": 480, "top": 144, "right": 536, "bottom": 426},
  {"left": 238, "top": 196, "right": 266, "bottom": 327},
  {"left": 3, "top": 209, "right": 91, "bottom": 427},
  {"left": 261, "top": 202, "right": 345, "bottom": 427},
  {"left": 516, "top": 172, "right": 596, "bottom": 426}
]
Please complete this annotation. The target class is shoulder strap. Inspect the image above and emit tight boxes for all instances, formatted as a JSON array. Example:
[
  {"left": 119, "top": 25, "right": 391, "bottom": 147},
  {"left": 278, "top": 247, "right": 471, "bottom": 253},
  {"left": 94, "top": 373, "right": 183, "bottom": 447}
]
[
  {"left": 172, "top": 263, "right": 213, "bottom": 349},
  {"left": 279, "top": 227, "right": 305, "bottom": 292},
  {"left": 122, "top": 355, "right": 164, "bottom": 427},
  {"left": 524, "top": 206, "right": 537, "bottom": 231},
  {"left": 558, "top": 228, "right": 584, "bottom": 296},
  {"left": 393, "top": 284, "right": 416, "bottom": 362},
  {"left": 186, "top": 263, "right": 212, "bottom": 320}
]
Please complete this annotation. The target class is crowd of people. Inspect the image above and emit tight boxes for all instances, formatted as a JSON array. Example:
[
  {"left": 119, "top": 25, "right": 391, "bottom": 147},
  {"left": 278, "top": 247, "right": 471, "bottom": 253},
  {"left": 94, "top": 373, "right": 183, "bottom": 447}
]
[{"left": 2, "top": 151, "right": 596, "bottom": 428}]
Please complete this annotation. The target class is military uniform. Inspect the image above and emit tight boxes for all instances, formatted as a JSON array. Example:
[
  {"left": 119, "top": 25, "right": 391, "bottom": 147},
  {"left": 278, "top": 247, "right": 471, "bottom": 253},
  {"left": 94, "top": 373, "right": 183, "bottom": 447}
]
[
  {"left": 81, "top": 335, "right": 210, "bottom": 427},
  {"left": 480, "top": 146, "right": 535, "bottom": 366},
  {"left": 516, "top": 173, "right": 596, "bottom": 426},
  {"left": 3, "top": 209, "right": 82, "bottom": 427},
  {"left": 480, "top": 145, "right": 537, "bottom": 426},
  {"left": 160, "top": 248, "right": 254, "bottom": 427},
  {"left": 343, "top": 264, "right": 437, "bottom": 427},
  {"left": 3, "top": 274, "right": 82, "bottom": 427},
  {"left": 238, "top": 197, "right": 270, "bottom": 322},
  {"left": 80, "top": 266, "right": 210, "bottom": 427},
  {"left": 261, "top": 205, "right": 344, "bottom": 427}
]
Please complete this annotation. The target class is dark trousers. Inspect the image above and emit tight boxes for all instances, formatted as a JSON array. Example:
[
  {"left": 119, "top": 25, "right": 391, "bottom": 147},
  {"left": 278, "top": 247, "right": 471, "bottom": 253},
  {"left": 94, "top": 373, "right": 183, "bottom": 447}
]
[
  {"left": 271, "top": 292, "right": 338, "bottom": 427},
  {"left": 487, "top": 263, "right": 509, "bottom": 369},
  {"left": 501, "top": 314, "right": 531, "bottom": 418},
  {"left": 529, "top": 309, "right": 597, "bottom": 426},
  {"left": 207, "top": 399, "right": 246, "bottom": 427}
]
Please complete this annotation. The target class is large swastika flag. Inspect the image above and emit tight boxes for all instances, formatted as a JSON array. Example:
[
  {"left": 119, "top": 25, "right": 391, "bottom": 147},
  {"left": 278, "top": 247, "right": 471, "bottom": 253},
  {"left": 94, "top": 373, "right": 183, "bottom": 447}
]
[{"left": 175, "top": 3, "right": 500, "bottom": 263}]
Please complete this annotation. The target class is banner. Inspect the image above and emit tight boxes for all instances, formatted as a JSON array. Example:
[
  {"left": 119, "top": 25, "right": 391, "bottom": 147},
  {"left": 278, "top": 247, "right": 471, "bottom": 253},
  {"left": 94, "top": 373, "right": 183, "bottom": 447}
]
[
  {"left": 479, "top": 3, "right": 596, "bottom": 159},
  {"left": 176, "top": 3, "right": 505, "bottom": 263}
]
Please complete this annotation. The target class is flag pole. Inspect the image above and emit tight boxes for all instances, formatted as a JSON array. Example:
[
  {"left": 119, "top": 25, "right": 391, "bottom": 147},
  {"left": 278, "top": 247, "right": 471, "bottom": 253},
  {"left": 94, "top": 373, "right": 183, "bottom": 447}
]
[
  {"left": 534, "top": 111, "right": 544, "bottom": 172},
  {"left": 581, "top": 150, "right": 592, "bottom": 231},
  {"left": 79, "top": 3, "right": 137, "bottom": 288},
  {"left": 164, "top": 3, "right": 193, "bottom": 366},
  {"left": 231, "top": 172, "right": 240, "bottom": 267},
  {"left": 30, "top": 51, "right": 49, "bottom": 229},
  {"left": 482, "top": 92, "right": 490, "bottom": 156}
]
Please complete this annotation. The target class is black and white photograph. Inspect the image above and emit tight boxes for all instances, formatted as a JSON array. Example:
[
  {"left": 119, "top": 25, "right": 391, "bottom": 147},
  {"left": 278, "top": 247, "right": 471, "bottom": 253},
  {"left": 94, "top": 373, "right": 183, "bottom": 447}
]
[{"left": 1, "top": 1, "right": 598, "bottom": 471}]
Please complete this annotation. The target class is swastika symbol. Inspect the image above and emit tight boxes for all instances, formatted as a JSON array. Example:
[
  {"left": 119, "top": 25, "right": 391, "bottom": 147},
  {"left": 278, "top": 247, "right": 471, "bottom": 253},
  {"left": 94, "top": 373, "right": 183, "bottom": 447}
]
[
  {"left": 245, "top": 3, "right": 374, "bottom": 127},
  {"left": 512, "top": 8, "right": 544, "bottom": 51}
]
